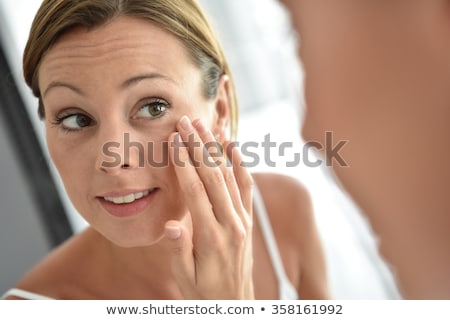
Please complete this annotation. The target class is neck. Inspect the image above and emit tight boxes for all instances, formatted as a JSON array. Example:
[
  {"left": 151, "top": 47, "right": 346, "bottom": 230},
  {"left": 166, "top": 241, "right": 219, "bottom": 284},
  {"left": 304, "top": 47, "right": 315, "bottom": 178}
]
[
  {"left": 93, "top": 215, "right": 192, "bottom": 299},
  {"left": 108, "top": 240, "right": 181, "bottom": 298}
]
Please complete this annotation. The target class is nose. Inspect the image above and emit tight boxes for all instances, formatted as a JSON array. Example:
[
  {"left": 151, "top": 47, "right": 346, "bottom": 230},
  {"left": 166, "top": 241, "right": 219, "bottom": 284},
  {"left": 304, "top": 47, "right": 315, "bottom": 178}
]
[{"left": 95, "top": 128, "right": 145, "bottom": 175}]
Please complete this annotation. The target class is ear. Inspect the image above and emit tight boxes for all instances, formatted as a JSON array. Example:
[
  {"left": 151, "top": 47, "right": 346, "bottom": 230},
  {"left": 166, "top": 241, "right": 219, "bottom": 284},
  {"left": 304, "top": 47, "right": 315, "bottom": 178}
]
[{"left": 211, "top": 75, "right": 230, "bottom": 143}]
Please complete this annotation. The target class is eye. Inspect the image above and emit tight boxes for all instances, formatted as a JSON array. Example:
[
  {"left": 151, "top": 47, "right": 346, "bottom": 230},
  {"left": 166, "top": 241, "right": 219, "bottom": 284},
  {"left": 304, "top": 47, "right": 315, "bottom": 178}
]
[
  {"left": 55, "top": 113, "right": 93, "bottom": 131},
  {"left": 135, "top": 99, "right": 169, "bottom": 119}
]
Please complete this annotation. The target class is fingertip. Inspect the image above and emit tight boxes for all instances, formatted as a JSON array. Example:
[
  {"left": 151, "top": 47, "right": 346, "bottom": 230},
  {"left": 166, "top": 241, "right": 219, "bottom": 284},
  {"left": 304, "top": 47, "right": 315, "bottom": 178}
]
[
  {"left": 165, "top": 222, "right": 181, "bottom": 240},
  {"left": 192, "top": 118, "right": 208, "bottom": 135},
  {"left": 191, "top": 118, "right": 201, "bottom": 128}
]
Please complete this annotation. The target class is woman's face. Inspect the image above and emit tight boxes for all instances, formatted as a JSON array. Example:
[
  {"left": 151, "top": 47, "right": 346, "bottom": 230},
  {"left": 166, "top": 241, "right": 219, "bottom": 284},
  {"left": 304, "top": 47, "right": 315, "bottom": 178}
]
[{"left": 39, "top": 17, "right": 224, "bottom": 247}]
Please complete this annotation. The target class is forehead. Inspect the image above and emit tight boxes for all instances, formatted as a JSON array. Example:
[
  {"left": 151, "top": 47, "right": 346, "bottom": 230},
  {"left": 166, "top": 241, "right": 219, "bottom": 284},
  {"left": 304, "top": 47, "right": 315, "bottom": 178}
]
[{"left": 38, "top": 16, "right": 198, "bottom": 92}]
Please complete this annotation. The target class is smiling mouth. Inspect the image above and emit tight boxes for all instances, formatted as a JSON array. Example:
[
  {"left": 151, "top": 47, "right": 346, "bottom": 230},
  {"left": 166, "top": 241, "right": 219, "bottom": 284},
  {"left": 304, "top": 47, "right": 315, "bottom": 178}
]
[{"left": 103, "top": 188, "right": 158, "bottom": 204}]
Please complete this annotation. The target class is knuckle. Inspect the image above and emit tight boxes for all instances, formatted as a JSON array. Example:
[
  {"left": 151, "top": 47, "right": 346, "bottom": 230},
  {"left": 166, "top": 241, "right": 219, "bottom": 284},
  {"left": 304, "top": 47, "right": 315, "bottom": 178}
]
[
  {"left": 185, "top": 180, "right": 205, "bottom": 196},
  {"left": 241, "top": 173, "right": 254, "bottom": 190},
  {"left": 222, "top": 168, "right": 235, "bottom": 184},
  {"left": 229, "top": 223, "right": 246, "bottom": 248},
  {"left": 241, "top": 213, "right": 253, "bottom": 230},
  {"left": 171, "top": 245, "right": 185, "bottom": 256},
  {"left": 206, "top": 169, "right": 225, "bottom": 185}
]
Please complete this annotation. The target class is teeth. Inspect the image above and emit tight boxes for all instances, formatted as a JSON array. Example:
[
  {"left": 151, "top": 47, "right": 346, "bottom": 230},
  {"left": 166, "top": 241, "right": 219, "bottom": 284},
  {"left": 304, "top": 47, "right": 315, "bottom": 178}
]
[
  {"left": 104, "top": 189, "right": 152, "bottom": 204},
  {"left": 134, "top": 192, "right": 144, "bottom": 200}
]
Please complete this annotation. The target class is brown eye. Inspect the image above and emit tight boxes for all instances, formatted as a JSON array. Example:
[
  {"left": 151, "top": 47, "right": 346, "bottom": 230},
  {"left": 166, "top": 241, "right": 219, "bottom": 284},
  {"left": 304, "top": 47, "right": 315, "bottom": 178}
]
[
  {"left": 136, "top": 100, "right": 168, "bottom": 119},
  {"left": 60, "top": 114, "right": 93, "bottom": 130},
  {"left": 75, "top": 114, "right": 92, "bottom": 127}
]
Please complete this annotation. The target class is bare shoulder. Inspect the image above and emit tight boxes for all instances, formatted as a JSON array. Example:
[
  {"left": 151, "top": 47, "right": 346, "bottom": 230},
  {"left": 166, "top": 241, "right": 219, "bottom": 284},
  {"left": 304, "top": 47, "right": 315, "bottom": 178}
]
[
  {"left": 251, "top": 172, "right": 315, "bottom": 249},
  {"left": 4, "top": 228, "right": 101, "bottom": 299},
  {"left": 252, "top": 172, "right": 313, "bottom": 223},
  {"left": 251, "top": 172, "right": 329, "bottom": 299}
]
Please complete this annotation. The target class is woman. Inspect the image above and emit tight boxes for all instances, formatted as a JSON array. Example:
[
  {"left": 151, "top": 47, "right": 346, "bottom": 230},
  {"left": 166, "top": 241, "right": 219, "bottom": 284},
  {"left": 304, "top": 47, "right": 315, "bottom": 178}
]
[{"left": 3, "top": 0, "right": 328, "bottom": 299}]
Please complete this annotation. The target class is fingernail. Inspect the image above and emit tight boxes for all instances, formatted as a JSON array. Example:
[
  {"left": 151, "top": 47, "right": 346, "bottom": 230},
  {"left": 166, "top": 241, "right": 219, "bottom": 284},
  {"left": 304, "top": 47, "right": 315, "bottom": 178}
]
[
  {"left": 194, "top": 119, "right": 207, "bottom": 134},
  {"left": 165, "top": 225, "right": 181, "bottom": 240},
  {"left": 179, "top": 115, "right": 192, "bottom": 131}
]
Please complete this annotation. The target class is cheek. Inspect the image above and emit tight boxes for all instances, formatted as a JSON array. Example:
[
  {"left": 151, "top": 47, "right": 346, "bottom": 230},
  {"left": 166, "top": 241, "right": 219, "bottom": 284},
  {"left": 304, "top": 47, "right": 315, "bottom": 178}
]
[
  {"left": 143, "top": 132, "right": 187, "bottom": 207},
  {"left": 134, "top": 129, "right": 172, "bottom": 167},
  {"left": 151, "top": 145, "right": 188, "bottom": 221},
  {"left": 46, "top": 130, "right": 94, "bottom": 196},
  {"left": 47, "top": 133, "right": 77, "bottom": 174},
  {"left": 134, "top": 132, "right": 179, "bottom": 189}
]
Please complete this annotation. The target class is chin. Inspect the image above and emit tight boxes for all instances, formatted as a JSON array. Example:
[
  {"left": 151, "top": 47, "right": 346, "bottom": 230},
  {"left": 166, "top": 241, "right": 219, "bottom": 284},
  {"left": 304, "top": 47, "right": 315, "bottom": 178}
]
[
  {"left": 109, "top": 232, "right": 165, "bottom": 248},
  {"left": 96, "top": 221, "right": 166, "bottom": 249}
]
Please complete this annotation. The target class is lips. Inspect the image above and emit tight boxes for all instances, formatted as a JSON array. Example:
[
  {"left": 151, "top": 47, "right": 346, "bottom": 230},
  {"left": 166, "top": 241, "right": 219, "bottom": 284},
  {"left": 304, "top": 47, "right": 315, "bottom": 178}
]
[
  {"left": 103, "top": 189, "right": 155, "bottom": 204},
  {"left": 98, "top": 188, "right": 159, "bottom": 218}
]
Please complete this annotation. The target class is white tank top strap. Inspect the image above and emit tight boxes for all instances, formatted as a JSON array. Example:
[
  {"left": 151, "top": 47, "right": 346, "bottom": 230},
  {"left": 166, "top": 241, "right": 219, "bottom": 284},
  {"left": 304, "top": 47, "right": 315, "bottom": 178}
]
[
  {"left": 253, "top": 184, "right": 299, "bottom": 300},
  {"left": 1, "top": 288, "right": 54, "bottom": 300}
]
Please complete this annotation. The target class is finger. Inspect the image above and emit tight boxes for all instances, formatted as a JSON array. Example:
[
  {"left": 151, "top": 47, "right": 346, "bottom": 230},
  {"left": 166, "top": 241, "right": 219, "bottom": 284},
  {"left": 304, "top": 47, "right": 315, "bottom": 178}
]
[
  {"left": 168, "top": 132, "right": 217, "bottom": 243},
  {"left": 162, "top": 220, "right": 195, "bottom": 294},
  {"left": 225, "top": 141, "right": 254, "bottom": 219},
  {"left": 177, "top": 116, "right": 236, "bottom": 225},
  {"left": 192, "top": 119, "right": 246, "bottom": 221}
]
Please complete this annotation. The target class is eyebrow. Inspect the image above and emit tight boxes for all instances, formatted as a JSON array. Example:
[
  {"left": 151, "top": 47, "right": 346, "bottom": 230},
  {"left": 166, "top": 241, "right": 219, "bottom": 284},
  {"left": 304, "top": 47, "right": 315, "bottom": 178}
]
[
  {"left": 43, "top": 81, "right": 84, "bottom": 98},
  {"left": 43, "top": 72, "right": 174, "bottom": 98}
]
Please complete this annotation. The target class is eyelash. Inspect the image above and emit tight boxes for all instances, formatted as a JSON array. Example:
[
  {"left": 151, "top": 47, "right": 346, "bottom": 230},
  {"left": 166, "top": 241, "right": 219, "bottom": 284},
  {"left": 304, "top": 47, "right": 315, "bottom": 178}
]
[
  {"left": 135, "top": 98, "right": 170, "bottom": 120},
  {"left": 51, "top": 112, "right": 93, "bottom": 133},
  {"left": 51, "top": 98, "right": 170, "bottom": 133}
]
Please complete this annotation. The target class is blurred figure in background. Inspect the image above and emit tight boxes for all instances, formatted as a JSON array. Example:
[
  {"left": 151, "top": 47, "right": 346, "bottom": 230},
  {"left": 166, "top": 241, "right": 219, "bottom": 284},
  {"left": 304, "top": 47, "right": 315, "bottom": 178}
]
[{"left": 279, "top": 0, "right": 450, "bottom": 299}]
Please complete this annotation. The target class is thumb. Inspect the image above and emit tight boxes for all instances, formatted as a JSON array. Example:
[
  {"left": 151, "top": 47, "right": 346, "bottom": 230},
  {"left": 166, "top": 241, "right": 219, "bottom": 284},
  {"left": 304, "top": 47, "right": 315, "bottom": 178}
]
[{"left": 162, "top": 220, "right": 195, "bottom": 285}]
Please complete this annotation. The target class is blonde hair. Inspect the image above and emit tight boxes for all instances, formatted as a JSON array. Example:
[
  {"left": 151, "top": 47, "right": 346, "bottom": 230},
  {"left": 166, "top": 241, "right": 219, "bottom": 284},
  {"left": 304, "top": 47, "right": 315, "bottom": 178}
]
[{"left": 23, "top": 0, "right": 238, "bottom": 138}]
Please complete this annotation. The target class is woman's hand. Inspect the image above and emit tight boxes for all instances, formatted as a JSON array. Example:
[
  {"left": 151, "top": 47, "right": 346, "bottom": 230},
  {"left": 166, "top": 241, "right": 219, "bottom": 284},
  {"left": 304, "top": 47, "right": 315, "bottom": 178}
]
[{"left": 164, "top": 115, "right": 254, "bottom": 299}]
